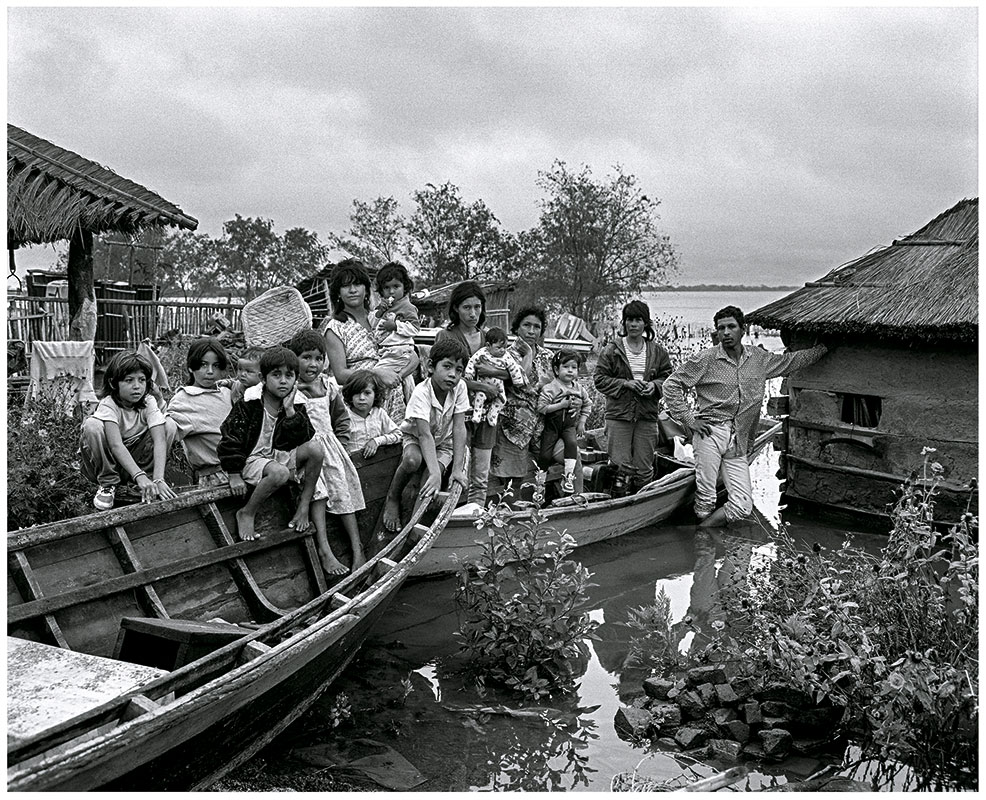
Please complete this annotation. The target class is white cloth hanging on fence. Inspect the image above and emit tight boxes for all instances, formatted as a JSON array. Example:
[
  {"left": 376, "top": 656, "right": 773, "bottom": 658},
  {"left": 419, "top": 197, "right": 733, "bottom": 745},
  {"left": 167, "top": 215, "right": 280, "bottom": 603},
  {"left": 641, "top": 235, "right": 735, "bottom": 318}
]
[{"left": 27, "top": 340, "right": 98, "bottom": 416}]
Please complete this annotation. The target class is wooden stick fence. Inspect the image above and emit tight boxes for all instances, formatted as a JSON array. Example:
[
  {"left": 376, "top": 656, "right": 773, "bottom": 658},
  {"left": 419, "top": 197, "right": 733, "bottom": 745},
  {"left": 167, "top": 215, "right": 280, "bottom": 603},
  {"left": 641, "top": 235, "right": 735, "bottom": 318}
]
[{"left": 7, "top": 295, "right": 245, "bottom": 354}]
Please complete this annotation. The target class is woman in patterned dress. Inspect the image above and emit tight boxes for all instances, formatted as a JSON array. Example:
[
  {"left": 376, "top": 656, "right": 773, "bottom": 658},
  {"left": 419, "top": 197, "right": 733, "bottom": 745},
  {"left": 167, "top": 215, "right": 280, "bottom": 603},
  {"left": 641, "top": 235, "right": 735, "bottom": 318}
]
[
  {"left": 320, "top": 260, "right": 417, "bottom": 424},
  {"left": 489, "top": 305, "right": 558, "bottom": 498}
]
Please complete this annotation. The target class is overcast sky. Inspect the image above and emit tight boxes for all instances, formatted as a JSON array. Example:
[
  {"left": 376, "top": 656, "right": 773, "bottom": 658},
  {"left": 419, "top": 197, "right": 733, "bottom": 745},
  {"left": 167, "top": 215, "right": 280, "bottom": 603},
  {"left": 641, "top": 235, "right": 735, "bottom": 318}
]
[{"left": 7, "top": 6, "right": 978, "bottom": 285}]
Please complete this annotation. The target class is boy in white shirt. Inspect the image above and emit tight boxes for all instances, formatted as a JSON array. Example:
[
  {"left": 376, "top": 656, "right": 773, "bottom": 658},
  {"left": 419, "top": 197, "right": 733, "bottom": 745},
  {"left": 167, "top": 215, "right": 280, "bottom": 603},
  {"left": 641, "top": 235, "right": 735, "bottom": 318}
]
[{"left": 381, "top": 338, "right": 470, "bottom": 532}]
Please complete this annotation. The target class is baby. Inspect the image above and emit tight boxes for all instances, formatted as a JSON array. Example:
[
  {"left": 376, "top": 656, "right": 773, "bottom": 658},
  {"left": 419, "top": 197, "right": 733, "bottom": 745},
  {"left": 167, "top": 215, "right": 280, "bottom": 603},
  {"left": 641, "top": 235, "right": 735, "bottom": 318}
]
[
  {"left": 220, "top": 347, "right": 264, "bottom": 404},
  {"left": 372, "top": 262, "right": 420, "bottom": 398},
  {"left": 463, "top": 327, "right": 526, "bottom": 427}
]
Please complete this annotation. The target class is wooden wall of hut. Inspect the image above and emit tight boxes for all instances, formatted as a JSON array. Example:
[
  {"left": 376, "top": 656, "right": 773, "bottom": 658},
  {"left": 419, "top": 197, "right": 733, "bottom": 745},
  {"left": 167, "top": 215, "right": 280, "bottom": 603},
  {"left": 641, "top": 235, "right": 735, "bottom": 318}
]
[{"left": 781, "top": 335, "right": 977, "bottom": 522}]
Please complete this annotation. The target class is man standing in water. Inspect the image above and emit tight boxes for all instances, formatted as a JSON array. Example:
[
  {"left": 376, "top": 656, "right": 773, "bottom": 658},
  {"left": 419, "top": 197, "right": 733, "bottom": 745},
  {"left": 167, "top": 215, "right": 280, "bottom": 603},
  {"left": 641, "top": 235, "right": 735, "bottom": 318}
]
[{"left": 663, "top": 306, "right": 827, "bottom": 527}]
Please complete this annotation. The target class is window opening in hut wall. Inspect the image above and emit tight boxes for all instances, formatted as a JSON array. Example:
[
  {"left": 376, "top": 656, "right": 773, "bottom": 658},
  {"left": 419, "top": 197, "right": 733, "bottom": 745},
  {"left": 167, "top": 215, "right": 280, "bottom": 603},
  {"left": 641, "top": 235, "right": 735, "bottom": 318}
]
[{"left": 839, "top": 393, "right": 882, "bottom": 428}]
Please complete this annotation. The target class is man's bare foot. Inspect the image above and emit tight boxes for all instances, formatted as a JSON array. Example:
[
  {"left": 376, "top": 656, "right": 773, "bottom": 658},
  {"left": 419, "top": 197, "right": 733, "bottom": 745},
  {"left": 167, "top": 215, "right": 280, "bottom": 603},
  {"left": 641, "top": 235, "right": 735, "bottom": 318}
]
[
  {"left": 320, "top": 552, "right": 348, "bottom": 576},
  {"left": 351, "top": 549, "right": 367, "bottom": 571},
  {"left": 382, "top": 496, "right": 402, "bottom": 531},
  {"left": 289, "top": 503, "right": 311, "bottom": 532},
  {"left": 236, "top": 508, "right": 259, "bottom": 541}
]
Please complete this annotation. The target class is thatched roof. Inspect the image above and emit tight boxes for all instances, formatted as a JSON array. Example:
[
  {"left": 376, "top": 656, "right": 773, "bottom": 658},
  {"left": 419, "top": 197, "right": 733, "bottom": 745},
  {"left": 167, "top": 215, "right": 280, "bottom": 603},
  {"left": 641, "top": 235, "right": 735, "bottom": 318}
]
[
  {"left": 7, "top": 124, "right": 197, "bottom": 248},
  {"left": 747, "top": 198, "right": 978, "bottom": 343}
]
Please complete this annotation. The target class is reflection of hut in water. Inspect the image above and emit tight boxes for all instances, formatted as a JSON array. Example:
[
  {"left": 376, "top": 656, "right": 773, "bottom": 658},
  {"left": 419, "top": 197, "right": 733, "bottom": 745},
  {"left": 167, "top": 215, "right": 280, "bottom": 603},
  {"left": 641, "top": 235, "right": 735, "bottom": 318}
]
[{"left": 748, "top": 198, "right": 978, "bottom": 524}]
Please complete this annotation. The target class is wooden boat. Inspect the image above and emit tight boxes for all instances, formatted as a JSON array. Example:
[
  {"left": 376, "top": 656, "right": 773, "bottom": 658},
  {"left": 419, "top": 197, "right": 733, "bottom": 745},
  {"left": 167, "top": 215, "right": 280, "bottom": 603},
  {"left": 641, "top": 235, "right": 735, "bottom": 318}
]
[
  {"left": 412, "top": 419, "right": 782, "bottom": 577},
  {"left": 7, "top": 444, "right": 458, "bottom": 792}
]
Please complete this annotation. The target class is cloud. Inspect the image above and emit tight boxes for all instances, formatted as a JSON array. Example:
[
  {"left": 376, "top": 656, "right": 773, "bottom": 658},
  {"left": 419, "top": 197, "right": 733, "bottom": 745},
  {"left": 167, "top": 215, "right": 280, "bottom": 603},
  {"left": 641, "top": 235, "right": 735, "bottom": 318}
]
[{"left": 7, "top": 6, "right": 977, "bottom": 285}]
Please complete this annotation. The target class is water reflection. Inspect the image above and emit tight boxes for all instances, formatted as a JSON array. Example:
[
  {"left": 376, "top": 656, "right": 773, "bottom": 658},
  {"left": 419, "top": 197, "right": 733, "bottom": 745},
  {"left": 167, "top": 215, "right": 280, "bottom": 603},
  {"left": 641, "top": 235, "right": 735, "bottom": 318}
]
[{"left": 250, "top": 450, "right": 892, "bottom": 791}]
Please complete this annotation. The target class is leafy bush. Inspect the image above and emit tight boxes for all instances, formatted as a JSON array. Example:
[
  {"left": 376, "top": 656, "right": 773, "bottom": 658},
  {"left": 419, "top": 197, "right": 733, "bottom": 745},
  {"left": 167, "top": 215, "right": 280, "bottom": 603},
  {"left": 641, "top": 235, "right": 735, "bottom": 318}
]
[
  {"left": 695, "top": 450, "right": 978, "bottom": 789},
  {"left": 455, "top": 479, "right": 599, "bottom": 700},
  {"left": 624, "top": 588, "right": 681, "bottom": 674},
  {"left": 7, "top": 389, "right": 91, "bottom": 529}
]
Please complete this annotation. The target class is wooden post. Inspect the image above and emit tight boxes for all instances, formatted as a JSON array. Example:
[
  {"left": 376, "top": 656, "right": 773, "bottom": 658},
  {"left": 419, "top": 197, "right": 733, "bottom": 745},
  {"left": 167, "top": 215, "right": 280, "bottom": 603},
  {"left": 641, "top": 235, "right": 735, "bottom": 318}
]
[{"left": 67, "top": 227, "right": 97, "bottom": 341}]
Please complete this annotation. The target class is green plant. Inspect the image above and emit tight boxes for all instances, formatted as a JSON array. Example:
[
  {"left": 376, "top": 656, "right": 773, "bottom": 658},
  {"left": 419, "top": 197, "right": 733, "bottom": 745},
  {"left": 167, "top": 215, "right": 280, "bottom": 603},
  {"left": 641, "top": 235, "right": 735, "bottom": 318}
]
[
  {"left": 624, "top": 588, "right": 681, "bottom": 674},
  {"left": 700, "top": 449, "right": 978, "bottom": 789},
  {"left": 7, "top": 388, "right": 92, "bottom": 529},
  {"left": 454, "top": 480, "right": 599, "bottom": 700}
]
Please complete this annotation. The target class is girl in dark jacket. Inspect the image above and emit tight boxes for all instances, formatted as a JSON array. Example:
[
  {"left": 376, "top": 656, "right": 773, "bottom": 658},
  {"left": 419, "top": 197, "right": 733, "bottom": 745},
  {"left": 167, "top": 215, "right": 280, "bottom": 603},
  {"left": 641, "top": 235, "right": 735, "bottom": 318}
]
[{"left": 593, "top": 300, "right": 673, "bottom": 494}]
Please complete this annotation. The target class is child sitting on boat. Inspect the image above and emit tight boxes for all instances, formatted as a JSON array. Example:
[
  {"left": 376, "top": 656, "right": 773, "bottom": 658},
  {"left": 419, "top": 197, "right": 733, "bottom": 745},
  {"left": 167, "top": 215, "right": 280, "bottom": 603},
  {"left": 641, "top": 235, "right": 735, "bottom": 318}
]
[
  {"left": 381, "top": 338, "right": 470, "bottom": 533},
  {"left": 218, "top": 346, "right": 326, "bottom": 543},
  {"left": 463, "top": 326, "right": 526, "bottom": 427},
  {"left": 80, "top": 350, "right": 179, "bottom": 510},
  {"left": 166, "top": 338, "right": 233, "bottom": 487},
  {"left": 537, "top": 349, "right": 592, "bottom": 495},
  {"left": 371, "top": 262, "right": 420, "bottom": 401},
  {"left": 342, "top": 369, "right": 402, "bottom": 458},
  {"left": 289, "top": 329, "right": 367, "bottom": 576}
]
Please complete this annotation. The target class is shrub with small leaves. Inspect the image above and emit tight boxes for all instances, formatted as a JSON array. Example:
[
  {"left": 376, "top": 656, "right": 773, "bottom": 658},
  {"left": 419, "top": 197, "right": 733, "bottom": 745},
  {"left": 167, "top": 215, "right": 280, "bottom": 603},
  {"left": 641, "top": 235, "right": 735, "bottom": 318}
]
[
  {"left": 454, "top": 482, "right": 599, "bottom": 700},
  {"left": 7, "top": 388, "right": 91, "bottom": 529}
]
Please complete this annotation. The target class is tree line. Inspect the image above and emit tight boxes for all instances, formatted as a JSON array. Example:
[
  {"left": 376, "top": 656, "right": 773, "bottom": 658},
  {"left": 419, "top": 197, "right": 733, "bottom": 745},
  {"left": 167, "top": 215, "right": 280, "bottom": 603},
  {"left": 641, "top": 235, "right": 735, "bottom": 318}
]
[{"left": 84, "top": 160, "right": 678, "bottom": 322}]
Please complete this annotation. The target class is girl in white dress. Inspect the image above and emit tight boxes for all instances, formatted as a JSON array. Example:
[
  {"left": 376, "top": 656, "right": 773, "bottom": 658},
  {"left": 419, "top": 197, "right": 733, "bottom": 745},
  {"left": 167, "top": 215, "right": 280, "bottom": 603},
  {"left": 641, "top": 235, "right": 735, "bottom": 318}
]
[{"left": 289, "top": 330, "right": 367, "bottom": 576}]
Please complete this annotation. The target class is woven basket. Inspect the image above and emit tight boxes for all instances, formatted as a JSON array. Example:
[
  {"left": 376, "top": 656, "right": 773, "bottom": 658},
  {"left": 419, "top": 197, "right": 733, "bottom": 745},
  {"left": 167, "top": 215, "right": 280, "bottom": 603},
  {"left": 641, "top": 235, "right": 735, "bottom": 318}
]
[{"left": 241, "top": 287, "right": 313, "bottom": 347}]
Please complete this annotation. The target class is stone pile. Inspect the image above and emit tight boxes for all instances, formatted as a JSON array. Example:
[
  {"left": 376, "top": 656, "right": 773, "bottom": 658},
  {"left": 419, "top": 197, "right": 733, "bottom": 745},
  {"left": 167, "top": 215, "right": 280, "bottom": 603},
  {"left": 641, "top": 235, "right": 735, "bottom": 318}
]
[{"left": 614, "top": 667, "right": 845, "bottom": 767}]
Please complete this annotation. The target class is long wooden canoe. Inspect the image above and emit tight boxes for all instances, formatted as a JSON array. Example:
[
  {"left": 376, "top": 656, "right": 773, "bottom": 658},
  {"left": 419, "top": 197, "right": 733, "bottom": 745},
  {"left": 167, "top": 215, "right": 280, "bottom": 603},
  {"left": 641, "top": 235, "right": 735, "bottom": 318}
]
[
  {"left": 412, "top": 419, "right": 782, "bottom": 577},
  {"left": 7, "top": 444, "right": 457, "bottom": 791}
]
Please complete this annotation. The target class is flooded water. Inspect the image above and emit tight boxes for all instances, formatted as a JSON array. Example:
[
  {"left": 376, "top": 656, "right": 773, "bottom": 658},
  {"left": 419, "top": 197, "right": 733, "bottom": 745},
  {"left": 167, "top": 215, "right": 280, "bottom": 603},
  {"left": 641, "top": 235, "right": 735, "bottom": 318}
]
[{"left": 224, "top": 449, "right": 897, "bottom": 792}]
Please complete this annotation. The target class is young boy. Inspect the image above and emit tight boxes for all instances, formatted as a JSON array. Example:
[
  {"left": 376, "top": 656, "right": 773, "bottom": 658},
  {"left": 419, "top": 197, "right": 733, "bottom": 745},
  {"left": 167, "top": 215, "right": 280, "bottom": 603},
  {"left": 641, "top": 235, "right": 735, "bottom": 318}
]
[
  {"left": 218, "top": 346, "right": 326, "bottom": 542},
  {"left": 463, "top": 327, "right": 526, "bottom": 426},
  {"left": 381, "top": 338, "right": 470, "bottom": 532}
]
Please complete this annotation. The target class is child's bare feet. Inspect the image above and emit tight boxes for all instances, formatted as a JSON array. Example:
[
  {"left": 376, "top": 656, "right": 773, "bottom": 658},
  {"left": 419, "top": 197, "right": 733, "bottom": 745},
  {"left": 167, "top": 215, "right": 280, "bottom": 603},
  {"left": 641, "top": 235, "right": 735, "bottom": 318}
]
[
  {"left": 235, "top": 508, "right": 259, "bottom": 541},
  {"left": 289, "top": 502, "right": 311, "bottom": 532},
  {"left": 382, "top": 497, "right": 402, "bottom": 531},
  {"left": 351, "top": 548, "right": 367, "bottom": 571},
  {"left": 320, "top": 552, "right": 348, "bottom": 577}
]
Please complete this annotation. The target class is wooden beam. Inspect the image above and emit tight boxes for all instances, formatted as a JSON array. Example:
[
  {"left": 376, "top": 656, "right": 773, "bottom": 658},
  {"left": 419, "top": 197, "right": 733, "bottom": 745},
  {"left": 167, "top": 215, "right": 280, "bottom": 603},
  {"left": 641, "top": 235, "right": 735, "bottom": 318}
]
[
  {"left": 786, "top": 453, "right": 973, "bottom": 493},
  {"left": 197, "top": 504, "right": 286, "bottom": 623},
  {"left": 237, "top": 641, "right": 272, "bottom": 665},
  {"left": 66, "top": 227, "right": 96, "bottom": 342},
  {"left": 8, "top": 551, "right": 70, "bottom": 649},
  {"left": 121, "top": 694, "right": 160, "bottom": 722},
  {"left": 107, "top": 527, "right": 170, "bottom": 619}
]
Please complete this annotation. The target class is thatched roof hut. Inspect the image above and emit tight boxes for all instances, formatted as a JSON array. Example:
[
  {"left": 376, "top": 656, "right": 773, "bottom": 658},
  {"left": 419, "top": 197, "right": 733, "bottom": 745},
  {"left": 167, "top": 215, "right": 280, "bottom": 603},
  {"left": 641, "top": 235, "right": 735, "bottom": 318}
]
[
  {"left": 7, "top": 124, "right": 198, "bottom": 248},
  {"left": 7, "top": 123, "right": 198, "bottom": 341},
  {"left": 747, "top": 198, "right": 978, "bottom": 343}
]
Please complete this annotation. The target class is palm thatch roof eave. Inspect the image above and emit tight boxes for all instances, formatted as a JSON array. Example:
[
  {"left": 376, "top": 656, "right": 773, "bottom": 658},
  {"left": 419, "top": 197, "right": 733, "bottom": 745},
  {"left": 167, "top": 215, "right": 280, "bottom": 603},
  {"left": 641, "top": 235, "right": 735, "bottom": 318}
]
[
  {"left": 7, "top": 124, "right": 198, "bottom": 248},
  {"left": 748, "top": 199, "right": 978, "bottom": 344}
]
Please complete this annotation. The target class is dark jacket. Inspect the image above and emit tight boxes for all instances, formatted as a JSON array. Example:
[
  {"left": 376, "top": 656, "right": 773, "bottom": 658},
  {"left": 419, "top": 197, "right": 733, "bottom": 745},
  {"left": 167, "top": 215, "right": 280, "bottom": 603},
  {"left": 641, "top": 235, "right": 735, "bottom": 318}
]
[
  {"left": 593, "top": 338, "right": 673, "bottom": 422},
  {"left": 218, "top": 397, "right": 316, "bottom": 475}
]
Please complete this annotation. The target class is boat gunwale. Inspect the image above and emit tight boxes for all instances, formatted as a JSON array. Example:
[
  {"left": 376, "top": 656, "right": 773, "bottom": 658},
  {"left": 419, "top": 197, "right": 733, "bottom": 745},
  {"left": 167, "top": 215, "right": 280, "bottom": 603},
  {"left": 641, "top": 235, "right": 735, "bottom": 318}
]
[{"left": 6, "top": 478, "right": 462, "bottom": 781}]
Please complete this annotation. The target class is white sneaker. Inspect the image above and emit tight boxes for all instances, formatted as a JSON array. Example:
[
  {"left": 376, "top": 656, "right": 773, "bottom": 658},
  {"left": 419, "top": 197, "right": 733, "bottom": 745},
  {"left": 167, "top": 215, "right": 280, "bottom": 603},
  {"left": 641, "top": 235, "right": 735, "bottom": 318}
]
[
  {"left": 561, "top": 473, "right": 575, "bottom": 494},
  {"left": 94, "top": 485, "right": 116, "bottom": 510}
]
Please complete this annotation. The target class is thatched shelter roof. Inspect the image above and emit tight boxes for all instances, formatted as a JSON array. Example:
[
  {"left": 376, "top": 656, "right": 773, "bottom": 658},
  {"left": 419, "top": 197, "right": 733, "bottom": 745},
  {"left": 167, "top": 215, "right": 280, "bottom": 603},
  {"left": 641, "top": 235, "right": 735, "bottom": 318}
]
[
  {"left": 7, "top": 124, "right": 198, "bottom": 248},
  {"left": 748, "top": 198, "right": 978, "bottom": 343}
]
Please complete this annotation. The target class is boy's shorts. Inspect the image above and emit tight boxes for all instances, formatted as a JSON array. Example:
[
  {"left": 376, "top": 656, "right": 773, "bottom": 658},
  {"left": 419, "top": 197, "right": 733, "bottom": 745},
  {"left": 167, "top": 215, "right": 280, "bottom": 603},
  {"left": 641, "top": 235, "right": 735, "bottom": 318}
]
[
  {"left": 242, "top": 450, "right": 328, "bottom": 500},
  {"left": 402, "top": 434, "right": 452, "bottom": 473}
]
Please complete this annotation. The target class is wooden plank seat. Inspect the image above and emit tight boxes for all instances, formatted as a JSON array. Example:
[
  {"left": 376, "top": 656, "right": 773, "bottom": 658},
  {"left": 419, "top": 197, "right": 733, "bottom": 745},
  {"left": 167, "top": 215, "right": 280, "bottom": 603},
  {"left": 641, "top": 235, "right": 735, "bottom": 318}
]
[
  {"left": 113, "top": 617, "right": 253, "bottom": 672},
  {"left": 7, "top": 636, "right": 166, "bottom": 749}
]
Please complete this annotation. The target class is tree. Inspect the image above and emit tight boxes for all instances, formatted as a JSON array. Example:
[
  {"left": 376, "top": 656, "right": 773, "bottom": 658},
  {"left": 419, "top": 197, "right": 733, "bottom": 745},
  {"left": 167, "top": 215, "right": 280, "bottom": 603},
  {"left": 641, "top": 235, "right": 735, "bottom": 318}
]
[
  {"left": 407, "top": 182, "right": 517, "bottom": 285},
  {"left": 157, "top": 230, "right": 222, "bottom": 301},
  {"left": 330, "top": 196, "right": 408, "bottom": 271},
  {"left": 525, "top": 161, "right": 678, "bottom": 321},
  {"left": 214, "top": 216, "right": 327, "bottom": 301}
]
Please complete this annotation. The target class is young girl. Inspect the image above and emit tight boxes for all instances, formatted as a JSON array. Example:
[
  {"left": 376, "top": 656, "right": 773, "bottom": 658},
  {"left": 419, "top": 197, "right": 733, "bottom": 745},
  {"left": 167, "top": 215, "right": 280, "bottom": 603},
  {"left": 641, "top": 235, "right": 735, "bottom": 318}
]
[
  {"left": 218, "top": 347, "right": 326, "bottom": 543},
  {"left": 372, "top": 262, "right": 420, "bottom": 400},
  {"left": 289, "top": 329, "right": 367, "bottom": 576},
  {"left": 342, "top": 370, "right": 402, "bottom": 459},
  {"left": 166, "top": 338, "right": 233, "bottom": 486},
  {"left": 537, "top": 349, "right": 593, "bottom": 494},
  {"left": 80, "top": 351, "right": 179, "bottom": 510}
]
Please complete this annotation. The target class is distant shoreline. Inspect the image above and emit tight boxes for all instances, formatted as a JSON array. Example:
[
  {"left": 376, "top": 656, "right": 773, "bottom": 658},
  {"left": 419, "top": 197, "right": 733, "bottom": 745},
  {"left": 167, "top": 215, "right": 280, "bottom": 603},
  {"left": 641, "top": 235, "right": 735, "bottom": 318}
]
[{"left": 644, "top": 284, "right": 799, "bottom": 292}]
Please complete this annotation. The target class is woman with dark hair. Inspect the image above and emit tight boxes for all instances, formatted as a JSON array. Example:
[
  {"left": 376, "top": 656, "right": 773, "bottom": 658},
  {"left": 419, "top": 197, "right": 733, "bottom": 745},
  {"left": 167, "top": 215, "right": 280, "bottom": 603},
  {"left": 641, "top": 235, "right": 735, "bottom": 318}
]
[
  {"left": 593, "top": 299, "right": 673, "bottom": 495},
  {"left": 489, "top": 305, "right": 559, "bottom": 496},
  {"left": 319, "top": 259, "right": 417, "bottom": 424},
  {"left": 433, "top": 280, "right": 504, "bottom": 506}
]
